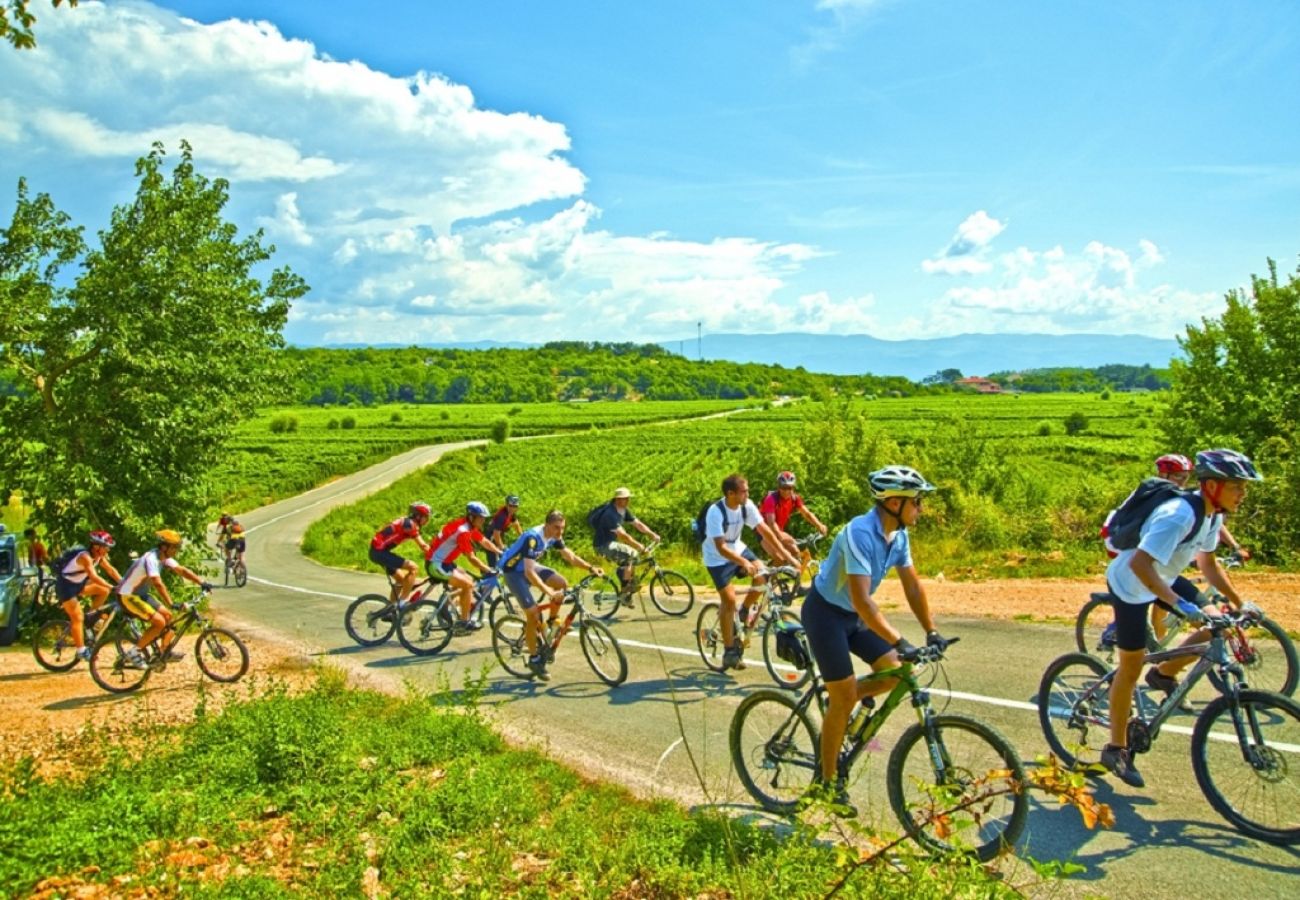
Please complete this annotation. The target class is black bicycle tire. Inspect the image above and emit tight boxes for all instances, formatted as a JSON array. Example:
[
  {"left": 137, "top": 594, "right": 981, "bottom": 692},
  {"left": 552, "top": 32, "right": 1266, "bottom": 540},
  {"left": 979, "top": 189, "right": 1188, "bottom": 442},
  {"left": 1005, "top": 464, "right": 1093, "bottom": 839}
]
[
  {"left": 32, "top": 618, "right": 80, "bottom": 672},
  {"left": 886, "top": 713, "right": 1028, "bottom": 861},
  {"left": 579, "top": 619, "right": 628, "bottom": 686},
  {"left": 344, "top": 594, "right": 397, "bottom": 646},
  {"left": 491, "top": 615, "right": 534, "bottom": 679},
  {"left": 487, "top": 592, "right": 518, "bottom": 632},
  {"left": 1239, "top": 617, "right": 1299, "bottom": 698},
  {"left": 195, "top": 627, "right": 250, "bottom": 683},
  {"left": 88, "top": 631, "right": 150, "bottom": 694},
  {"left": 1074, "top": 594, "right": 1115, "bottom": 660},
  {"left": 396, "top": 598, "right": 455, "bottom": 657},
  {"left": 1190, "top": 689, "right": 1300, "bottom": 845},
  {"left": 584, "top": 573, "right": 624, "bottom": 622},
  {"left": 1037, "top": 652, "right": 1112, "bottom": 769},
  {"left": 648, "top": 569, "right": 695, "bottom": 617},
  {"left": 729, "top": 689, "right": 821, "bottom": 814},
  {"left": 233, "top": 562, "right": 248, "bottom": 588},
  {"left": 761, "top": 609, "right": 811, "bottom": 691},
  {"left": 695, "top": 602, "right": 727, "bottom": 672}
]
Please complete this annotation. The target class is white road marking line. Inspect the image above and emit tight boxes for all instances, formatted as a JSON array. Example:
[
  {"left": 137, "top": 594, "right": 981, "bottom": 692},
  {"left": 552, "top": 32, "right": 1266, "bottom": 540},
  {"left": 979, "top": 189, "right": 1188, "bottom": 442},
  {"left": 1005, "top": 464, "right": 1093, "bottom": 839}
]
[{"left": 246, "top": 575, "right": 355, "bottom": 601}]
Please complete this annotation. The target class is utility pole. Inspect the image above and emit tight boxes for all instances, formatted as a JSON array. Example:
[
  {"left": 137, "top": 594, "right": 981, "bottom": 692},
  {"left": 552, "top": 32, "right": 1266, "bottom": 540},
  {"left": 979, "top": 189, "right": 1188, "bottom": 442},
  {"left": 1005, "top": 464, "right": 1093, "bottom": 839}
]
[{"left": 697, "top": 321, "right": 702, "bottom": 360}]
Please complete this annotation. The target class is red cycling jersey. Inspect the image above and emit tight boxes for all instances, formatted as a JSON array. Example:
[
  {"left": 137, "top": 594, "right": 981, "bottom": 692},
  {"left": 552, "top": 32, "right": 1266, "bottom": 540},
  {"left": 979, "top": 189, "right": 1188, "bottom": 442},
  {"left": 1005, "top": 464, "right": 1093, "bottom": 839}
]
[
  {"left": 759, "top": 490, "right": 805, "bottom": 531},
  {"left": 371, "top": 517, "right": 422, "bottom": 551}
]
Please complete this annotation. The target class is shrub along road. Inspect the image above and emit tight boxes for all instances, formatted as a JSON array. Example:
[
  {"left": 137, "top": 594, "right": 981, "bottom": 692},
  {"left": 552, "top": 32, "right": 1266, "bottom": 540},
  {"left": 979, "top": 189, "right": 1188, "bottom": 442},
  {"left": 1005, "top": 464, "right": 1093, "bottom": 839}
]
[{"left": 212, "top": 437, "right": 1299, "bottom": 898}]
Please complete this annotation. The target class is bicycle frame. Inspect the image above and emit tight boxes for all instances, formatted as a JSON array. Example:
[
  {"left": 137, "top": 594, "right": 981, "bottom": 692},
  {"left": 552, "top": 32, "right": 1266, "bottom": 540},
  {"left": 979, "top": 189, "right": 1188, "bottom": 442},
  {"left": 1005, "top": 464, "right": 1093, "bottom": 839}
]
[{"left": 531, "top": 576, "right": 599, "bottom": 658}]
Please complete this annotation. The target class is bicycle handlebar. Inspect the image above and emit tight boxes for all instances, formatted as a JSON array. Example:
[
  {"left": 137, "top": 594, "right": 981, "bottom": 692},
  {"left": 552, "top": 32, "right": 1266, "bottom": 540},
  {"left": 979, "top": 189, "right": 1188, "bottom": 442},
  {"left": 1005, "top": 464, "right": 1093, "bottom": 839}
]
[{"left": 898, "top": 635, "right": 961, "bottom": 664}]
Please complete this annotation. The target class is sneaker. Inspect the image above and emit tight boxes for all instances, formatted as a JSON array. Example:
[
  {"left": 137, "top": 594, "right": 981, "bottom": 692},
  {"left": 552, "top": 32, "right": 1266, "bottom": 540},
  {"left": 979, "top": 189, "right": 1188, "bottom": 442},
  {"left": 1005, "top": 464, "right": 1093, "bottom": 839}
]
[
  {"left": 1145, "top": 667, "right": 1180, "bottom": 698},
  {"left": 462, "top": 619, "right": 483, "bottom": 632},
  {"left": 75, "top": 647, "right": 92, "bottom": 663},
  {"left": 122, "top": 647, "right": 148, "bottom": 669},
  {"left": 166, "top": 649, "right": 186, "bottom": 662},
  {"left": 1098, "top": 622, "right": 1118, "bottom": 650},
  {"left": 722, "top": 641, "right": 746, "bottom": 671},
  {"left": 527, "top": 655, "right": 551, "bottom": 682},
  {"left": 1100, "top": 744, "right": 1146, "bottom": 788},
  {"left": 452, "top": 620, "right": 472, "bottom": 636}
]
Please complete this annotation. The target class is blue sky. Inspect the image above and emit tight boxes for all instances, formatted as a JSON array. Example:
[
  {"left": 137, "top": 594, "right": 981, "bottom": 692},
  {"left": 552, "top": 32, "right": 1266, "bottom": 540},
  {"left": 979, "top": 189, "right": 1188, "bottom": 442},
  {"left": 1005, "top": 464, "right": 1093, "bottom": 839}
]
[{"left": 2, "top": 0, "right": 1297, "bottom": 346}]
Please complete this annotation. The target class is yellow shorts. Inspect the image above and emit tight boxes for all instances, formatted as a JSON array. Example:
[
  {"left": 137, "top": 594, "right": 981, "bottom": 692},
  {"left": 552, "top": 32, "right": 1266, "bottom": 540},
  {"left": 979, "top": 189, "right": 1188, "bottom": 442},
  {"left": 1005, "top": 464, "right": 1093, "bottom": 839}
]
[{"left": 118, "top": 593, "right": 161, "bottom": 620}]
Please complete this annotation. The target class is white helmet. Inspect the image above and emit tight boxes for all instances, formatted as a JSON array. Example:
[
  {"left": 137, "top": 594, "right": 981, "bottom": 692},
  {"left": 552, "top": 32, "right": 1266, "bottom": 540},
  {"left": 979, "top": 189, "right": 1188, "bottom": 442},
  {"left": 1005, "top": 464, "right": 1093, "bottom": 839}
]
[{"left": 869, "top": 466, "right": 936, "bottom": 499}]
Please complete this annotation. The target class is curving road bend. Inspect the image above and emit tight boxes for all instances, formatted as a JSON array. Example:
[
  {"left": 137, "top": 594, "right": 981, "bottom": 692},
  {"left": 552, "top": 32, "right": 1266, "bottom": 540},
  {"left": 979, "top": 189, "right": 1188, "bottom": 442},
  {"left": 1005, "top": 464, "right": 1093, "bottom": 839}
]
[{"left": 212, "top": 439, "right": 1300, "bottom": 897}]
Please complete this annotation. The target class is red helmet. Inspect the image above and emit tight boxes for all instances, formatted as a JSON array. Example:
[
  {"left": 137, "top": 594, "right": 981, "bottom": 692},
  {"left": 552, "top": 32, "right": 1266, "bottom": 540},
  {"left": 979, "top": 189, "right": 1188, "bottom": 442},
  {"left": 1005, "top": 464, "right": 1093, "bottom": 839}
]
[
  {"left": 408, "top": 501, "right": 432, "bottom": 522},
  {"left": 777, "top": 470, "right": 797, "bottom": 487},
  {"left": 88, "top": 530, "right": 115, "bottom": 548},
  {"left": 1155, "top": 454, "right": 1193, "bottom": 477}
]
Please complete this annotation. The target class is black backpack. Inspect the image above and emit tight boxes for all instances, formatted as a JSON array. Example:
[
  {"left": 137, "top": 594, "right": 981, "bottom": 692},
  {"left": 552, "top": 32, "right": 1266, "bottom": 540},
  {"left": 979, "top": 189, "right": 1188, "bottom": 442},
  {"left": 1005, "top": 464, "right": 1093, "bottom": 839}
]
[
  {"left": 691, "top": 499, "right": 730, "bottom": 543},
  {"left": 53, "top": 545, "right": 87, "bottom": 574},
  {"left": 1106, "top": 478, "right": 1207, "bottom": 551},
  {"left": 586, "top": 502, "right": 613, "bottom": 530}
]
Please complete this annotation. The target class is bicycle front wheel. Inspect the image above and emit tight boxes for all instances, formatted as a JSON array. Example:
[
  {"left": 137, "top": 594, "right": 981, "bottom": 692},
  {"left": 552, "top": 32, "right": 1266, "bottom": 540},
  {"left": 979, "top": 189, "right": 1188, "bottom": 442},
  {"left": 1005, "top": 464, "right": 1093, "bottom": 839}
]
[
  {"left": 196, "top": 627, "right": 250, "bottom": 682},
  {"left": 583, "top": 574, "right": 624, "bottom": 622},
  {"left": 695, "top": 602, "right": 727, "bottom": 672},
  {"left": 1038, "top": 652, "right": 1112, "bottom": 769},
  {"left": 1192, "top": 689, "right": 1300, "bottom": 844},
  {"left": 487, "top": 592, "right": 518, "bottom": 632},
  {"left": 1234, "top": 617, "right": 1299, "bottom": 697},
  {"left": 1074, "top": 594, "right": 1117, "bottom": 664},
  {"left": 761, "top": 609, "right": 811, "bottom": 691},
  {"left": 344, "top": 594, "right": 396, "bottom": 647},
  {"left": 579, "top": 619, "right": 628, "bottom": 686},
  {"left": 887, "top": 714, "right": 1028, "bottom": 861},
  {"left": 648, "top": 569, "right": 694, "bottom": 617},
  {"left": 33, "top": 619, "right": 80, "bottom": 672},
  {"left": 233, "top": 562, "right": 248, "bottom": 588},
  {"left": 89, "top": 638, "right": 150, "bottom": 694},
  {"left": 730, "top": 689, "right": 820, "bottom": 813},
  {"left": 397, "top": 599, "right": 454, "bottom": 657},
  {"left": 492, "top": 615, "right": 533, "bottom": 679}
]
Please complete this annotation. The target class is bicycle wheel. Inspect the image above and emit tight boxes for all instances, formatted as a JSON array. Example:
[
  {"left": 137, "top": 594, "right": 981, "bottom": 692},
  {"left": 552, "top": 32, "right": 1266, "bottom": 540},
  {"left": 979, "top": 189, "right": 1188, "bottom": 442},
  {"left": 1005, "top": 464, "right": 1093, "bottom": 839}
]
[
  {"left": 1074, "top": 594, "right": 1118, "bottom": 664},
  {"left": 1037, "top": 652, "right": 1113, "bottom": 769},
  {"left": 582, "top": 574, "right": 624, "bottom": 622},
  {"left": 695, "top": 603, "right": 727, "bottom": 672},
  {"left": 1234, "top": 617, "right": 1299, "bottom": 697},
  {"left": 487, "top": 592, "right": 518, "bottom": 632},
  {"left": 887, "top": 714, "right": 1028, "bottom": 861},
  {"left": 397, "top": 599, "right": 455, "bottom": 656},
  {"left": 761, "top": 609, "right": 811, "bottom": 691},
  {"left": 344, "top": 594, "right": 396, "bottom": 647},
  {"left": 1191, "top": 689, "right": 1300, "bottom": 844},
  {"left": 579, "top": 619, "right": 628, "bottom": 686},
  {"left": 492, "top": 615, "right": 533, "bottom": 679},
  {"left": 649, "top": 569, "right": 694, "bottom": 617},
  {"left": 89, "top": 636, "right": 150, "bottom": 694},
  {"left": 195, "top": 627, "right": 250, "bottom": 682},
  {"left": 730, "top": 689, "right": 820, "bottom": 813},
  {"left": 233, "top": 562, "right": 248, "bottom": 588},
  {"left": 33, "top": 619, "right": 80, "bottom": 672}
]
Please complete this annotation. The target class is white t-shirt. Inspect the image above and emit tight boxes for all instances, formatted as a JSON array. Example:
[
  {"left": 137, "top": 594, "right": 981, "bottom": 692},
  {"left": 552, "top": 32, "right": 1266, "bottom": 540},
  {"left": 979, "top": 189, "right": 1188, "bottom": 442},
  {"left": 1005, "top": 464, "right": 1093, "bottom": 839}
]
[
  {"left": 701, "top": 499, "right": 763, "bottom": 568},
  {"left": 115, "top": 548, "right": 180, "bottom": 596},
  {"left": 1106, "top": 496, "right": 1221, "bottom": 605}
]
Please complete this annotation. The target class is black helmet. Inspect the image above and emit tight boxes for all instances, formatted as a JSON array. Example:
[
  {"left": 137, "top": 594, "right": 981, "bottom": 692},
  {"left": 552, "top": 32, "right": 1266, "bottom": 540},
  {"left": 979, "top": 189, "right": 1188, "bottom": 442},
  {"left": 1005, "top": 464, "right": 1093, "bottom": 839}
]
[{"left": 1194, "top": 449, "right": 1262, "bottom": 482}]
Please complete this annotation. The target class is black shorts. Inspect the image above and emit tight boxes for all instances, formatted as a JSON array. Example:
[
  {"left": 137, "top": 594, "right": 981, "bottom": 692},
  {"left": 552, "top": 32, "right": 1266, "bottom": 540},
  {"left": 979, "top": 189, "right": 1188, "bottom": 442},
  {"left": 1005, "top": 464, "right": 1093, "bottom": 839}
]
[
  {"left": 225, "top": 538, "right": 246, "bottom": 553},
  {"left": 369, "top": 547, "right": 407, "bottom": 575},
  {"left": 55, "top": 577, "right": 87, "bottom": 602},
  {"left": 707, "top": 548, "right": 758, "bottom": 590},
  {"left": 800, "top": 587, "right": 892, "bottom": 683}
]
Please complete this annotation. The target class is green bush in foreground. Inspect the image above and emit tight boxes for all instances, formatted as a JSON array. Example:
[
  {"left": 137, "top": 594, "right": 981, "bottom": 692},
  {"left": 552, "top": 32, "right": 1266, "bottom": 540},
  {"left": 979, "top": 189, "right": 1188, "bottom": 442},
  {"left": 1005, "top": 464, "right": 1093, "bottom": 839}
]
[{"left": 0, "top": 674, "right": 1028, "bottom": 898}]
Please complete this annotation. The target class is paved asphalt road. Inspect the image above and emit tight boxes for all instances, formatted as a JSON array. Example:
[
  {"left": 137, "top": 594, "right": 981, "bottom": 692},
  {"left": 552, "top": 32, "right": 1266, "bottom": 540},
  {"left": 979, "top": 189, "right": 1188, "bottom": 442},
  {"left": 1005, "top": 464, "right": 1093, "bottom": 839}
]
[{"left": 212, "top": 439, "right": 1300, "bottom": 898}]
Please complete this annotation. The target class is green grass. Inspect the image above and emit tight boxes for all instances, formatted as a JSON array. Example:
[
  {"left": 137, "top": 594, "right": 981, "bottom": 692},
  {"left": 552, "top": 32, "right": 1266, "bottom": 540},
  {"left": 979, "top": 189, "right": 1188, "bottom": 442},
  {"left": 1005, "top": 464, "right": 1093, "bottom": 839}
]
[{"left": 0, "top": 671, "right": 1023, "bottom": 898}]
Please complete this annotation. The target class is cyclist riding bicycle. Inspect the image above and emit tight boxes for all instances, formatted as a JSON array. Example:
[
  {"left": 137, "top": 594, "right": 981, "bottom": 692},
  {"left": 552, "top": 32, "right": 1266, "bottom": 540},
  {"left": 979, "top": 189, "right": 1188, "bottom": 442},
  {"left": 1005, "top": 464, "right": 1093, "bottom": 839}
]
[
  {"left": 800, "top": 465, "right": 948, "bottom": 815},
  {"left": 225, "top": 522, "right": 247, "bottom": 566},
  {"left": 499, "top": 510, "right": 605, "bottom": 681},
  {"left": 53, "top": 530, "right": 124, "bottom": 662},
  {"left": 758, "top": 471, "right": 828, "bottom": 594},
  {"left": 113, "top": 529, "right": 213, "bottom": 668},
  {"left": 424, "top": 501, "right": 503, "bottom": 631},
  {"left": 701, "top": 473, "right": 798, "bottom": 671},
  {"left": 1101, "top": 448, "right": 1263, "bottom": 789},
  {"left": 369, "top": 502, "right": 433, "bottom": 602},
  {"left": 484, "top": 495, "right": 523, "bottom": 568},
  {"left": 590, "top": 487, "right": 660, "bottom": 600}
]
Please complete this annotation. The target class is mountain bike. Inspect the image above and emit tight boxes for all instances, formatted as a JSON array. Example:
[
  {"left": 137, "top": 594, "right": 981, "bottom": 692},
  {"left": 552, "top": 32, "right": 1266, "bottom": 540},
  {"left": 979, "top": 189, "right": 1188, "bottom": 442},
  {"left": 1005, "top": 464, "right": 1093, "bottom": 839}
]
[
  {"left": 32, "top": 599, "right": 144, "bottom": 673},
  {"left": 695, "top": 565, "right": 808, "bottom": 688},
  {"left": 1074, "top": 591, "right": 1297, "bottom": 697},
  {"left": 343, "top": 570, "right": 433, "bottom": 647},
  {"left": 88, "top": 588, "right": 249, "bottom": 694},
  {"left": 589, "top": 541, "right": 694, "bottom": 620},
  {"left": 491, "top": 573, "right": 628, "bottom": 686},
  {"left": 397, "top": 570, "right": 518, "bottom": 656},
  {"left": 1039, "top": 606, "right": 1300, "bottom": 844},
  {"left": 223, "top": 553, "right": 247, "bottom": 588},
  {"left": 731, "top": 636, "right": 1028, "bottom": 861}
]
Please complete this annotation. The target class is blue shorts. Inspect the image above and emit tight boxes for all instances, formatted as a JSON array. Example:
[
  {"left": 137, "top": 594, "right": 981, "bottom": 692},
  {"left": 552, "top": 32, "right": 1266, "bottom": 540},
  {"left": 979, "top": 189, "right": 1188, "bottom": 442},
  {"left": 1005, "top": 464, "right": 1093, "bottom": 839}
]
[
  {"left": 369, "top": 547, "right": 407, "bottom": 575},
  {"left": 503, "top": 566, "right": 557, "bottom": 610},
  {"left": 56, "top": 577, "right": 87, "bottom": 602},
  {"left": 707, "top": 548, "right": 758, "bottom": 590},
  {"left": 800, "top": 587, "right": 892, "bottom": 682}
]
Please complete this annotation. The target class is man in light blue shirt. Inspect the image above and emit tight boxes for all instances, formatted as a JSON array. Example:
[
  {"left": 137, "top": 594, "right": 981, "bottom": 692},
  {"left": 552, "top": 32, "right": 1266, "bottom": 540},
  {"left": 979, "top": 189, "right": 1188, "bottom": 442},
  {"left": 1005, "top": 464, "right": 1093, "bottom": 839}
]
[{"left": 800, "top": 465, "right": 947, "bottom": 815}]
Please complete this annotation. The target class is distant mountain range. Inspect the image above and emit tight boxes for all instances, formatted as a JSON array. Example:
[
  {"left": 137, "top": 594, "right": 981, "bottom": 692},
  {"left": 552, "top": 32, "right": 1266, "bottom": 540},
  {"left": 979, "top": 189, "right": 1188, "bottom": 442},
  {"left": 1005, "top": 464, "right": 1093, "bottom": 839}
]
[
  {"left": 310, "top": 332, "right": 1180, "bottom": 382},
  {"left": 661, "top": 332, "right": 1180, "bottom": 381}
]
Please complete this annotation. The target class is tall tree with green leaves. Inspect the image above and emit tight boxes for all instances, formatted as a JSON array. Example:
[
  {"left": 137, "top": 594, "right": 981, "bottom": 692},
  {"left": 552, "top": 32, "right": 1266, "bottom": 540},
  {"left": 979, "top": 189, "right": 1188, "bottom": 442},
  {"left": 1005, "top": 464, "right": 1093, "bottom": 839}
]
[
  {"left": 1161, "top": 257, "right": 1300, "bottom": 561},
  {"left": 0, "top": 142, "right": 307, "bottom": 549},
  {"left": 1, "top": 0, "right": 75, "bottom": 50}
]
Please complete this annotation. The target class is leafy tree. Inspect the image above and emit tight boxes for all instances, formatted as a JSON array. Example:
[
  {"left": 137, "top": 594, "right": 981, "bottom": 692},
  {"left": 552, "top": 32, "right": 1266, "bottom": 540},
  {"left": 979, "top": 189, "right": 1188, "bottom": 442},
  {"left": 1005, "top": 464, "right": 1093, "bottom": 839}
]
[
  {"left": 923, "top": 368, "right": 964, "bottom": 385},
  {"left": 0, "top": 142, "right": 306, "bottom": 550},
  {"left": 1063, "top": 412, "right": 1089, "bottom": 435},
  {"left": 1, "top": 0, "right": 75, "bottom": 50},
  {"left": 1162, "top": 257, "right": 1300, "bottom": 560}
]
